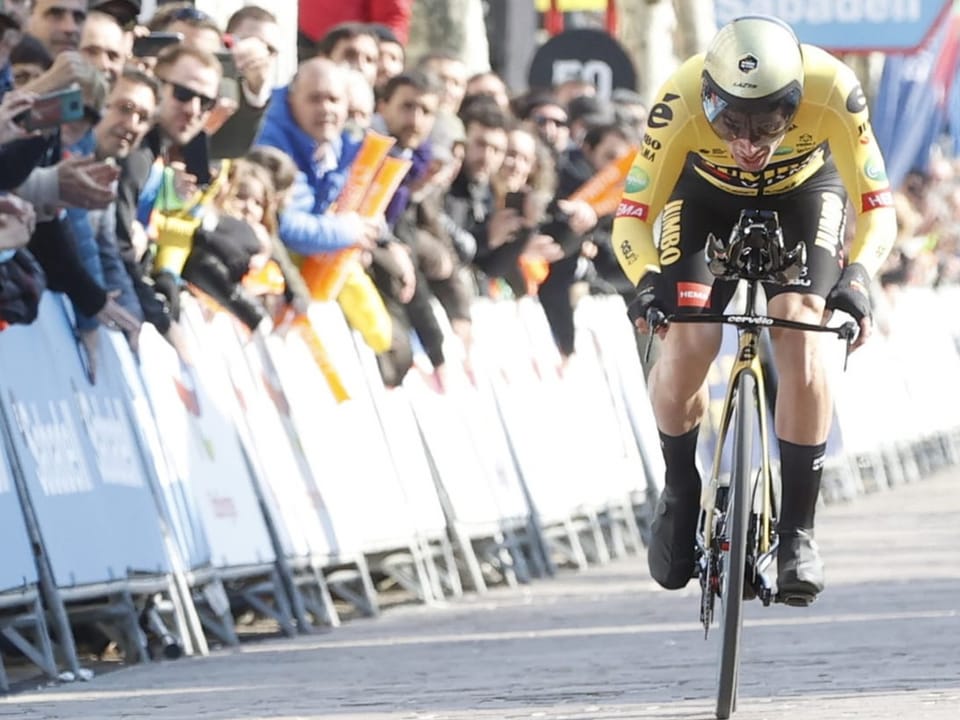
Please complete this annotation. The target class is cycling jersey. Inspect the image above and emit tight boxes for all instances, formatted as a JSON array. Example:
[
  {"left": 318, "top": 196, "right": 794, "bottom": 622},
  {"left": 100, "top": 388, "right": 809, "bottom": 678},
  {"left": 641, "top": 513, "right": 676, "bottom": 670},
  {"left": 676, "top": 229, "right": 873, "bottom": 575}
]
[{"left": 612, "top": 45, "right": 897, "bottom": 285}]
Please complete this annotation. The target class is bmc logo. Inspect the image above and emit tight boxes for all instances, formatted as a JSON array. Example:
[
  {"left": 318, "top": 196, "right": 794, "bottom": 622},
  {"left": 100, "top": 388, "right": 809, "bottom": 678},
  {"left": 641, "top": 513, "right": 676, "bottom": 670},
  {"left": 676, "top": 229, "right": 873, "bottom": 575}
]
[
  {"left": 861, "top": 188, "right": 893, "bottom": 212},
  {"left": 677, "top": 282, "right": 712, "bottom": 308},
  {"left": 616, "top": 199, "right": 649, "bottom": 220}
]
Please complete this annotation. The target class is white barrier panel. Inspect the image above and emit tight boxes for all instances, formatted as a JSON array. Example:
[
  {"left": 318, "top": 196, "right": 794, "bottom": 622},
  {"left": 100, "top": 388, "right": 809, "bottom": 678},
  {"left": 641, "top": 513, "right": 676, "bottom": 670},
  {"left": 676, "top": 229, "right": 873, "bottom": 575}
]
[
  {"left": 136, "top": 321, "right": 275, "bottom": 570},
  {"left": 884, "top": 288, "right": 960, "bottom": 434},
  {"left": 346, "top": 334, "right": 450, "bottom": 539},
  {"left": 402, "top": 357, "right": 529, "bottom": 534},
  {"left": 470, "top": 300, "right": 596, "bottom": 524},
  {"left": 576, "top": 296, "right": 666, "bottom": 494},
  {"left": 0, "top": 296, "right": 170, "bottom": 586},
  {"left": 260, "top": 302, "right": 421, "bottom": 556},
  {"left": 103, "top": 329, "right": 212, "bottom": 570},
  {"left": 194, "top": 304, "right": 338, "bottom": 561},
  {"left": 0, "top": 432, "right": 37, "bottom": 593},
  {"left": 517, "top": 298, "right": 641, "bottom": 506}
]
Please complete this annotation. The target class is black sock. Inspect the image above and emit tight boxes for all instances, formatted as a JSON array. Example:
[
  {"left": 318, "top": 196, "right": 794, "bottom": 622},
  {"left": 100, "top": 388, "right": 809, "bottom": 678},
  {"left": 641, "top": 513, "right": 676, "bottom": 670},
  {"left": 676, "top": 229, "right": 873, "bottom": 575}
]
[
  {"left": 778, "top": 439, "right": 827, "bottom": 532},
  {"left": 659, "top": 426, "right": 701, "bottom": 494}
]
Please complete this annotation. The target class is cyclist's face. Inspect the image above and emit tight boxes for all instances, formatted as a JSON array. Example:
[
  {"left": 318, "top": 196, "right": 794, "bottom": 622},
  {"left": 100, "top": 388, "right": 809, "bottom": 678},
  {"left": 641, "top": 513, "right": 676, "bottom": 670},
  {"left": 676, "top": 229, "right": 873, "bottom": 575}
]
[
  {"left": 711, "top": 107, "right": 789, "bottom": 172},
  {"left": 727, "top": 136, "right": 783, "bottom": 172}
]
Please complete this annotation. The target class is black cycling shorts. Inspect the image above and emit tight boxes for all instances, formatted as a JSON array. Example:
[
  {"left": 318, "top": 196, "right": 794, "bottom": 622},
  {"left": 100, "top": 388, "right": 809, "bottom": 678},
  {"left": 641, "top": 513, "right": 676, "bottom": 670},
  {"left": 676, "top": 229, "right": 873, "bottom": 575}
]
[{"left": 656, "top": 161, "right": 846, "bottom": 314}]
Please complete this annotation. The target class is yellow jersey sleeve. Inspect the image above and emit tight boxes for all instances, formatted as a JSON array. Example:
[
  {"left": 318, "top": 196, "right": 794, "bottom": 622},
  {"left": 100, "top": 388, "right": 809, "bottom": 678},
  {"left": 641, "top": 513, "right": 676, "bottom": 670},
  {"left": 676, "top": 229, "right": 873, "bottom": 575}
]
[
  {"left": 818, "top": 54, "right": 897, "bottom": 278},
  {"left": 611, "top": 58, "right": 701, "bottom": 285}
]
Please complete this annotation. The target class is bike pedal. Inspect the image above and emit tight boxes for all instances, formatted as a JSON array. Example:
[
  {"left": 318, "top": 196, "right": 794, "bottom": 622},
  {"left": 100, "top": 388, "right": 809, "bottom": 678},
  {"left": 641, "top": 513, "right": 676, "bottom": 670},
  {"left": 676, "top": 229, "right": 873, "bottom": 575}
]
[{"left": 777, "top": 592, "right": 815, "bottom": 607}]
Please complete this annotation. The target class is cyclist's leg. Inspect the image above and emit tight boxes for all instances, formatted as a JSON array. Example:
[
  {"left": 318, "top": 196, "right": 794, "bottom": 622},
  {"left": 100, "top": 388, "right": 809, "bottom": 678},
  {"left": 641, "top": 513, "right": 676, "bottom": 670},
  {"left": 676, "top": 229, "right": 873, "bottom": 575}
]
[
  {"left": 763, "top": 177, "right": 846, "bottom": 600},
  {"left": 645, "top": 174, "right": 737, "bottom": 589}
]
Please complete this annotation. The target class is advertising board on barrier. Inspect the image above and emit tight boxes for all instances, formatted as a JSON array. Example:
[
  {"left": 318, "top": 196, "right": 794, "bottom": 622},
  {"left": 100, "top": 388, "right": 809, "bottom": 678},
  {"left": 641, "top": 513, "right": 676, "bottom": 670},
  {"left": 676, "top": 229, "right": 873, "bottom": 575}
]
[
  {"left": 136, "top": 323, "right": 275, "bottom": 570},
  {"left": 0, "top": 297, "right": 170, "bottom": 587}
]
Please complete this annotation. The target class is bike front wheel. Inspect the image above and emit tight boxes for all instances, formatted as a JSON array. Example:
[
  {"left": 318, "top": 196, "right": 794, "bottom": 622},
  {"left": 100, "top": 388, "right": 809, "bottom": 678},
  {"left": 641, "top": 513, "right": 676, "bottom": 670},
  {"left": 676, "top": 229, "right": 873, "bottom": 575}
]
[{"left": 716, "top": 372, "right": 755, "bottom": 719}]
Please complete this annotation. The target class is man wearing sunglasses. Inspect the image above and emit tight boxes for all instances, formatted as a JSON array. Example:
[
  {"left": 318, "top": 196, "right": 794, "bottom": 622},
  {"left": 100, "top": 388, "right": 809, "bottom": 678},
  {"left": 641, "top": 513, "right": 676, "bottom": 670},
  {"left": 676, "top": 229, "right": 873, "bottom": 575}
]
[
  {"left": 113, "top": 45, "right": 221, "bottom": 354},
  {"left": 613, "top": 16, "right": 897, "bottom": 605}
]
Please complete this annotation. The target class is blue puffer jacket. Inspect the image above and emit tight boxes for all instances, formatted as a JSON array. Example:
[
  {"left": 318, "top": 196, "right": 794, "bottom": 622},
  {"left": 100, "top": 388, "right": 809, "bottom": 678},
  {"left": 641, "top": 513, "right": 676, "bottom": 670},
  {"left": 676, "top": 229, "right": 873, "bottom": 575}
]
[{"left": 256, "top": 86, "right": 364, "bottom": 256}]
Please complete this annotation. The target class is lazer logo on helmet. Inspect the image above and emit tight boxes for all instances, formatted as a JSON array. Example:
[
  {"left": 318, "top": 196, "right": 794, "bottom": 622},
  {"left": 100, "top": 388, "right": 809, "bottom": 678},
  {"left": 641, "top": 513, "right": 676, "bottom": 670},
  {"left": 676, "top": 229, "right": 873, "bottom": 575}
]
[
  {"left": 677, "top": 282, "right": 712, "bottom": 308},
  {"left": 616, "top": 198, "right": 649, "bottom": 220}
]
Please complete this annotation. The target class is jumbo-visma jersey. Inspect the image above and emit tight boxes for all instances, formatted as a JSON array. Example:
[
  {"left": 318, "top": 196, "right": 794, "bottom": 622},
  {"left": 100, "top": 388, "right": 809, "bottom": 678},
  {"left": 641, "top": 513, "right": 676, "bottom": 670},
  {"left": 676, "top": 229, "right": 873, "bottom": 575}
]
[{"left": 611, "top": 45, "right": 897, "bottom": 285}]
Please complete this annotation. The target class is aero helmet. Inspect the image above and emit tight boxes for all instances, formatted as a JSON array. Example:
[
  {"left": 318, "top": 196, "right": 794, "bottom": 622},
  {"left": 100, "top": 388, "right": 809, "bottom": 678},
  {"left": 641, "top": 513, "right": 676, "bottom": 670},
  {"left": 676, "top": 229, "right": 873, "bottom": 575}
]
[{"left": 701, "top": 16, "right": 804, "bottom": 143}]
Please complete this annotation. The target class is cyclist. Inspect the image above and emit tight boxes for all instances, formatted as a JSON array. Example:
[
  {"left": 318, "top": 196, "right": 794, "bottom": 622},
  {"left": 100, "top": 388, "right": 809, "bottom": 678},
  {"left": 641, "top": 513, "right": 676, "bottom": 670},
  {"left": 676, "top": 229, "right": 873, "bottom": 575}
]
[{"left": 612, "top": 15, "right": 896, "bottom": 603}]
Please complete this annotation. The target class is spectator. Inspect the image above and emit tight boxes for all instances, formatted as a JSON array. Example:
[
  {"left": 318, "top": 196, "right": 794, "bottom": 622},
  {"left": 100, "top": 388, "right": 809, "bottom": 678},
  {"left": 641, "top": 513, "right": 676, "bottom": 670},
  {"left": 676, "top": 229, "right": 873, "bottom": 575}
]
[
  {"left": 9, "top": 36, "right": 52, "bottom": 90},
  {"left": 446, "top": 99, "right": 528, "bottom": 283},
  {"left": 181, "top": 159, "right": 274, "bottom": 330},
  {"left": 317, "top": 22, "right": 380, "bottom": 88},
  {"left": 418, "top": 51, "right": 467, "bottom": 115},
  {"left": 0, "top": 3, "right": 25, "bottom": 95},
  {"left": 114, "top": 45, "right": 222, "bottom": 347},
  {"left": 88, "top": 1, "right": 140, "bottom": 31},
  {"left": 72, "top": 67, "right": 161, "bottom": 378},
  {"left": 209, "top": 6, "right": 282, "bottom": 160},
  {"left": 538, "top": 122, "right": 633, "bottom": 360},
  {"left": 344, "top": 68, "right": 375, "bottom": 130},
  {"left": 464, "top": 70, "right": 509, "bottom": 114},
  {"left": 0, "top": 0, "right": 28, "bottom": 29},
  {"left": 298, "top": 0, "right": 412, "bottom": 58},
  {"left": 256, "top": 57, "right": 380, "bottom": 257},
  {"left": 79, "top": 9, "right": 128, "bottom": 86},
  {"left": 404, "top": 109, "right": 475, "bottom": 343},
  {"left": 245, "top": 144, "right": 312, "bottom": 314},
  {"left": 25, "top": 0, "right": 86, "bottom": 56},
  {"left": 373, "top": 69, "right": 448, "bottom": 381},
  {"left": 519, "top": 91, "right": 569, "bottom": 157},
  {"left": 148, "top": 3, "right": 221, "bottom": 54},
  {"left": 611, "top": 87, "right": 647, "bottom": 136},
  {"left": 369, "top": 23, "right": 405, "bottom": 96}
]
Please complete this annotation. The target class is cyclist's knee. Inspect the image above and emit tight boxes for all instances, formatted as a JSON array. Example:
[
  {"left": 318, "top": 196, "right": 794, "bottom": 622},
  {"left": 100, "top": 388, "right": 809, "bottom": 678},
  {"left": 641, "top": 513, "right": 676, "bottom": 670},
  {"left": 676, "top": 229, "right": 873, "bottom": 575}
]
[
  {"left": 768, "top": 294, "right": 828, "bottom": 378},
  {"left": 658, "top": 322, "right": 722, "bottom": 379}
]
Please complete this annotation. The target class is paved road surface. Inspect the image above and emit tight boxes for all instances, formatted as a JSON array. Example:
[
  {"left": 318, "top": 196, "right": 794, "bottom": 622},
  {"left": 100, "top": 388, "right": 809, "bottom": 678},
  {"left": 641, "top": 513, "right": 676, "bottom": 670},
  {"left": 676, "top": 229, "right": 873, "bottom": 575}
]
[{"left": 3, "top": 471, "right": 959, "bottom": 720}]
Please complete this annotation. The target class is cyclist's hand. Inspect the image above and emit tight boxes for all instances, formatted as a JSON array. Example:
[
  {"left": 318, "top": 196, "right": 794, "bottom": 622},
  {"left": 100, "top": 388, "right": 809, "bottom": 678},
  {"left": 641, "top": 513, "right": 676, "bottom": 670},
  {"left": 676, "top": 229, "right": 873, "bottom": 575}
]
[
  {"left": 626, "top": 271, "right": 667, "bottom": 337},
  {"left": 824, "top": 262, "right": 872, "bottom": 351}
]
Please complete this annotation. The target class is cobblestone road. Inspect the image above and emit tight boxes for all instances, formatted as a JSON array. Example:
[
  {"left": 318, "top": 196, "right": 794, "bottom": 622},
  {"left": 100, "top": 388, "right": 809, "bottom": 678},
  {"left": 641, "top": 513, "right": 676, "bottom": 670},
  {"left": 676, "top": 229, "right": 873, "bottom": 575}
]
[{"left": 3, "top": 471, "right": 959, "bottom": 720}]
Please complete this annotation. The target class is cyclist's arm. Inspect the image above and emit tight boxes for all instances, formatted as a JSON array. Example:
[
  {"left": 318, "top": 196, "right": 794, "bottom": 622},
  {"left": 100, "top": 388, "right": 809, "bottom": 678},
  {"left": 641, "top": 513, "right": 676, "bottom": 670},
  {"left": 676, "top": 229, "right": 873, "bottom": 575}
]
[
  {"left": 611, "top": 69, "right": 694, "bottom": 285},
  {"left": 823, "top": 64, "right": 897, "bottom": 278}
]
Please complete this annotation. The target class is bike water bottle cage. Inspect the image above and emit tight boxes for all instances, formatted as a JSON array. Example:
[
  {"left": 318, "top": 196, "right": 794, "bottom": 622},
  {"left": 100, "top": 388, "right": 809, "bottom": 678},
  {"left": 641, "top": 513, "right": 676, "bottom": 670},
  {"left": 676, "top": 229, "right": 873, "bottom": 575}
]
[{"left": 705, "top": 209, "right": 807, "bottom": 284}]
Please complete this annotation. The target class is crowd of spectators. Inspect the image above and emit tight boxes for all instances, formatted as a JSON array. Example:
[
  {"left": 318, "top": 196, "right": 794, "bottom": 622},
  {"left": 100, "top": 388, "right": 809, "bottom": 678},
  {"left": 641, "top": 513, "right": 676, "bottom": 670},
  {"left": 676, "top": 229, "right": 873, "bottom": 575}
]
[
  {"left": 2, "top": 1, "right": 955, "bottom": 389},
  {"left": 0, "top": 0, "right": 653, "bottom": 389}
]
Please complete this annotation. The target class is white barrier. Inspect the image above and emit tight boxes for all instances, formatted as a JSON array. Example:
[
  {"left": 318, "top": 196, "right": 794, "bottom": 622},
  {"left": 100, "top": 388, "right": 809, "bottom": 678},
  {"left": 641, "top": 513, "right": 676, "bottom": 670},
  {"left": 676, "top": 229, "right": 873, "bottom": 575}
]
[{"left": 2, "top": 285, "right": 958, "bottom": 686}]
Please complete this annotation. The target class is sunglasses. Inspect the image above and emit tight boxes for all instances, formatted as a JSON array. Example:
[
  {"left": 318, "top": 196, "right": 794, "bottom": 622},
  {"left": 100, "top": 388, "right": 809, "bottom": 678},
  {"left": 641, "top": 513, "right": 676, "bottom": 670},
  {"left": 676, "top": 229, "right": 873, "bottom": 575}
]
[
  {"left": 169, "top": 82, "right": 217, "bottom": 112},
  {"left": 169, "top": 7, "right": 214, "bottom": 23},
  {"left": 533, "top": 114, "right": 568, "bottom": 128}
]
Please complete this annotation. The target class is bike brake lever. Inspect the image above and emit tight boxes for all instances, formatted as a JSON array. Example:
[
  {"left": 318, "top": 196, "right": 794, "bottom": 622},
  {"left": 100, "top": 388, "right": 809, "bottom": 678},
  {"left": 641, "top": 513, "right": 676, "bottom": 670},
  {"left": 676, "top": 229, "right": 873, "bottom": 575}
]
[
  {"left": 644, "top": 307, "right": 667, "bottom": 364},
  {"left": 839, "top": 321, "right": 858, "bottom": 372}
]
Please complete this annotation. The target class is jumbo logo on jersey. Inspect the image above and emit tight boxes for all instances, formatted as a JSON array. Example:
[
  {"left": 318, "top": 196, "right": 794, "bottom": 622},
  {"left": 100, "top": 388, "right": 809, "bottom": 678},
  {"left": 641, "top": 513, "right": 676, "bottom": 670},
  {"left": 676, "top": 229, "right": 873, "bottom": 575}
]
[
  {"left": 738, "top": 54, "right": 758, "bottom": 73},
  {"left": 616, "top": 198, "right": 649, "bottom": 220}
]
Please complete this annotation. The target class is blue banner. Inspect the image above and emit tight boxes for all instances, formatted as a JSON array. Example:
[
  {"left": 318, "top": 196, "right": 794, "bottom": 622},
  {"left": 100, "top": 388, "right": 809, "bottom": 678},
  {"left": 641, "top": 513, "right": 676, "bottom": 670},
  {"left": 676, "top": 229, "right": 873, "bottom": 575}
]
[
  {"left": 872, "top": 11, "right": 960, "bottom": 185},
  {"left": 0, "top": 296, "right": 170, "bottom": 587},
  {"left": 714, "top": 1, "right": 952, "bottom": 53}
]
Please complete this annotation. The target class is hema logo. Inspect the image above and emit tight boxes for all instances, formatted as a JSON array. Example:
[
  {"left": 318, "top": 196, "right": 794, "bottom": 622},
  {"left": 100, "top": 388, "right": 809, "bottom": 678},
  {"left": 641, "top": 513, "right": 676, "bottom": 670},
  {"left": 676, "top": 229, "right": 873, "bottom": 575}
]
[{"left": 677, "top": 282, "right": 712, "bottom": 308}]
